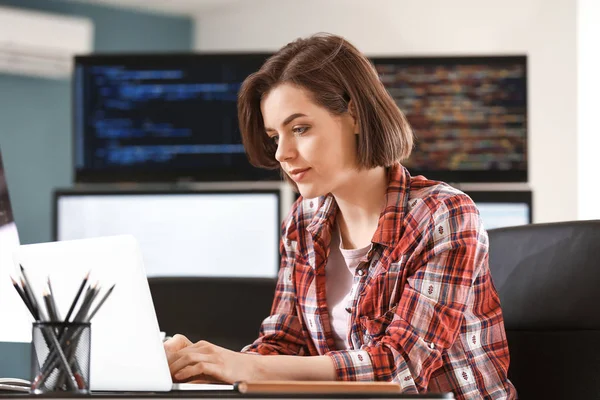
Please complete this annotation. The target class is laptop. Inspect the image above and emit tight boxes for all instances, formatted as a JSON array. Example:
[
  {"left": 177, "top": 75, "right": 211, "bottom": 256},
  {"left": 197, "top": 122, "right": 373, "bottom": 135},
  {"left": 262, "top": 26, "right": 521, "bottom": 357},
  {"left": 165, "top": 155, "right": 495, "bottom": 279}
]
[{"left": 8, "top": 234, "right": 232, "bottom": 392}]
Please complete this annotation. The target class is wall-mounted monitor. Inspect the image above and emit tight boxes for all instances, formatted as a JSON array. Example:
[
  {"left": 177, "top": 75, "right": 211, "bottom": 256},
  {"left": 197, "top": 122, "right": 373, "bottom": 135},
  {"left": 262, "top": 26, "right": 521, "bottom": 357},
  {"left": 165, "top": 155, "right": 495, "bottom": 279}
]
[
  {"left": 465, "top": 190, "right": 532, "bottom": 230},
  {"left": 371, "top": 56, "right": 527, "bottom": 183},
  {"left": 73, "top": 53, "right": 278, "bottom": 183},
  {"left": 53, "top": 189, "right": 280, "bottom": 278}
]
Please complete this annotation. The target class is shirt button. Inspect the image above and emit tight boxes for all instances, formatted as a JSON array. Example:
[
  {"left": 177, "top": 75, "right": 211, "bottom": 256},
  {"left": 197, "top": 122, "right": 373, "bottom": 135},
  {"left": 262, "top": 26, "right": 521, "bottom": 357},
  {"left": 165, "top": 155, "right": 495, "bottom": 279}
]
[
  {"left": 357, "top": 269, "right": 365, "bottom": 276},
  {"left": 429, "top": 342, "right": 435, "bottom": 350}
]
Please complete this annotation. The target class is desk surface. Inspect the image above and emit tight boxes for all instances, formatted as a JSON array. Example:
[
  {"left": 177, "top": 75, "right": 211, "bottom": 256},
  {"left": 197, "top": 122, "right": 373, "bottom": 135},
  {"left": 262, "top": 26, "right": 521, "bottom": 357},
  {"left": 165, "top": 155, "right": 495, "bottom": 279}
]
[{"left": 0, "top": 391, "right": 453, "bottom": 399}]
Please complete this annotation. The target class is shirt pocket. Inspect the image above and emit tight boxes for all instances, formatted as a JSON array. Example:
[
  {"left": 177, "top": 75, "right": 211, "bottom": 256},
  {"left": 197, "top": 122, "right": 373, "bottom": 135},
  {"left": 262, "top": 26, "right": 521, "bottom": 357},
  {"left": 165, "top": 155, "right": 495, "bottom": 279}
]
[{"left": 359, "top": 305, "right": 398, "bottom": 345}]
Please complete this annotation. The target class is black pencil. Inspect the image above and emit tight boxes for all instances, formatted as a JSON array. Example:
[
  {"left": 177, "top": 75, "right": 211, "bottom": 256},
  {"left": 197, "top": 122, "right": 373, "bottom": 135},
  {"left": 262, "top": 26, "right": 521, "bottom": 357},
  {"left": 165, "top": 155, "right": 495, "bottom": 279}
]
[
  {"left": 86, "top": 284, "right": 115, "bottom": 321},
  {"left": 10, "top": 276, "right": 35, "bottom": 317},
  {"left": 20, "top": 276, "right": 40, "bottom": 321},
  {"left": 82, "top": 283, "right": 101, "bottom": 319},
  {"left": 64, "top": 270, "right": 90, "bottom": 323},
  {"left": 72, "top": 282, "right": 98, "bottom": 323},
  {"left": 19, "top": 264, "right": 47, "bottom": 321}
]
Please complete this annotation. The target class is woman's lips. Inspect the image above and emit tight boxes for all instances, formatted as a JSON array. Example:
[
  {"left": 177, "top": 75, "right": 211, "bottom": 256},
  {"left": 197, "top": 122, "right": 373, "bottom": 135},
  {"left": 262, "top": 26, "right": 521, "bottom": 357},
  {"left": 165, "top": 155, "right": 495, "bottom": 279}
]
[{"left": 289, "top": 167, "right": 311, "bottom": 182}]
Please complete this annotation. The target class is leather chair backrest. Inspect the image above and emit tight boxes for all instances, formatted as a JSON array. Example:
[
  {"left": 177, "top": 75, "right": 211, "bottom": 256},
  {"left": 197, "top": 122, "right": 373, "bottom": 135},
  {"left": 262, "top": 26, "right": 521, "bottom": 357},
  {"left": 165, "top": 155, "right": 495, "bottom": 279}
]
[{"left": 488, "top": 220, "right": 600, "bottom": 399}]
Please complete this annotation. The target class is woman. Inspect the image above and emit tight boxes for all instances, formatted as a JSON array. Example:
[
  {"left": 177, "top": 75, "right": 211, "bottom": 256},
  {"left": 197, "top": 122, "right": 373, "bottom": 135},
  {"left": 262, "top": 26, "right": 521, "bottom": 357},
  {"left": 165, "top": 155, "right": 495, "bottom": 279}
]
[{"left": 165, "top": 33, "right": 516, "bottom": 399}]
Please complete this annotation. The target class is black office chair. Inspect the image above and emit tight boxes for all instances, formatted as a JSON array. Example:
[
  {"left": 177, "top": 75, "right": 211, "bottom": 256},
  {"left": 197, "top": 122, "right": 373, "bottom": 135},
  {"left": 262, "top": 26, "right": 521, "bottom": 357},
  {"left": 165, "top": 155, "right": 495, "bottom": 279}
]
[
  {"left": 148, "top": 277, "right": 277, "bottom": 351},
  {"left": 488, "top": 220, "right": 600, "bottom": 399}
]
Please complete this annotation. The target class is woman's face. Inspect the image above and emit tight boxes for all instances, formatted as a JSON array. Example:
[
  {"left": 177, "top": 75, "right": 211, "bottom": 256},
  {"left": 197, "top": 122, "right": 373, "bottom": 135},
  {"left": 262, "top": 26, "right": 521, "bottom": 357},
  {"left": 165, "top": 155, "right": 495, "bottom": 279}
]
[{"left": 260, "top": 83, "right": 359, "bottom": 199}]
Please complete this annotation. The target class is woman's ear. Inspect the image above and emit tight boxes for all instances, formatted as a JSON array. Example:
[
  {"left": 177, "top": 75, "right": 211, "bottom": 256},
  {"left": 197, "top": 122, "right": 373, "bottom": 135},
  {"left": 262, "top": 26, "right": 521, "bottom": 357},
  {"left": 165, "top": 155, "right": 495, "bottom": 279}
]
[{"left": 347, "top": 99, "right": 359, "bottom": 134}]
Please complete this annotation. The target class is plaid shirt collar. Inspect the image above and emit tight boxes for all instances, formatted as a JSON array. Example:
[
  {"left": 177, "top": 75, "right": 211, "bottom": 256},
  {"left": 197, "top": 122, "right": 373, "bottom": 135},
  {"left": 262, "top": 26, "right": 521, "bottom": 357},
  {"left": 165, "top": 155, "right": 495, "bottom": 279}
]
[{"left": 296, "top": 163, "right": 412, "bottom": 254}]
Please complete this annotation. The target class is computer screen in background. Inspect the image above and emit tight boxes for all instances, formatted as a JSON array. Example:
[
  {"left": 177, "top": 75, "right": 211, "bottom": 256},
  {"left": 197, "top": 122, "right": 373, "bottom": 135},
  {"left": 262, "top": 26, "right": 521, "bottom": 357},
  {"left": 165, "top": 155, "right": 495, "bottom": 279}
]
[
  {"left": 54, "top": 190, "right": 280, "bottom": 278},
  {"left": 73, "top": 53, "right": 278, "bottom": 183},
  {"left": 372, "top": 56, "right": 527, "bottom": 183},
  {"left": 465, "top": 190, "right": 532, "bottom": 230}
]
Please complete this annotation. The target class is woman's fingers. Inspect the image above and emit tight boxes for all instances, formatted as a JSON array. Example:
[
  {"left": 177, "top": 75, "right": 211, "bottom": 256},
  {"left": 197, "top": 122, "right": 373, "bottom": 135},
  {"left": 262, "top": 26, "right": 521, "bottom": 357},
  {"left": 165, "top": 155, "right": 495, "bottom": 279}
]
[
  {"left": 167, "top": 340, "right": 231, "bottom": 383},
  {"left": 174, "top": 362, "right": 225, "bottom": 383},
  {"left": 190, "top": 340, "right": 215, "bottom": 350},
  {"left": 169, "top": 351, "right": 212, "bottom": 377},
  {"left": 164, "top": 334, "right": 194, "bottom": 364},
  {"left": 164, "top": 334, "right": 192, "bottom": 353}
]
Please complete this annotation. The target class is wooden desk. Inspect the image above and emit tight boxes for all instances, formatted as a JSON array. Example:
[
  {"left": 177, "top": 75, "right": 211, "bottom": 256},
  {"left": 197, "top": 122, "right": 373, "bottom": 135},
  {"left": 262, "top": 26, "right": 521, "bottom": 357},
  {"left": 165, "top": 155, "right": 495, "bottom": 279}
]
[{"left": 0, "top": 392, "right": 454, "bottom": 399}]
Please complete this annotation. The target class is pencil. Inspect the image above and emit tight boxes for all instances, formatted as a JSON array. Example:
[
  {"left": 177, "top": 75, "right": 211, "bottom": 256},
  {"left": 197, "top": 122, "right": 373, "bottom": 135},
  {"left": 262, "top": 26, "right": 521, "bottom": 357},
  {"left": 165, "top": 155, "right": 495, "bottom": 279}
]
[
  {"left": 72, "top": 282, "right": 98, "bottom": 323},
  {"left": 43, "top": 287, "right": 59, "bottom": 322},
  {"left": 19, "top": 264, "right": 47, "bottom": 322},
  {"left": 47, "top": 276, "right": 62, "bottom": 321},
  {"left": 59, "top": 283, "right": 99, "bottom": 390},
  {"left": 10, "top": 276, "right": 35, "bottom": 317},
  {"left": 36, "top": 327, "right": 79, "bottom": 391},
  {"left": 86, "top": 284, "right": 115, "bottom": 321},
  {"left": 235, "top": 381, "right": 403, "bottom": 394},
  {"left": 64, "top": 270, "right": 90, "bottom": 323},
  {"left": 19, "top": 276, "right": 79, "bottom": 390},
  {"left": 20, "top": 276, "right": 40, "bottom": 321}
]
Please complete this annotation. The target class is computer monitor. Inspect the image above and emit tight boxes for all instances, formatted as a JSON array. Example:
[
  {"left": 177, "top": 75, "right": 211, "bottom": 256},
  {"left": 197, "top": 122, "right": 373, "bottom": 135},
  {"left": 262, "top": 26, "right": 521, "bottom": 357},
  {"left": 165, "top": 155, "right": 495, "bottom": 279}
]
[
  {"left": 73, "top": 53, "right": 278, "bottom": 183},
  {"left": 371, "top": 56, "right": 527, "bottom": 183},
  {"left": 53, "top": 190, "right": 280, "bottom": 278},
  {"left": 466, "top": 190, "right": 532, "bottom": 230}
]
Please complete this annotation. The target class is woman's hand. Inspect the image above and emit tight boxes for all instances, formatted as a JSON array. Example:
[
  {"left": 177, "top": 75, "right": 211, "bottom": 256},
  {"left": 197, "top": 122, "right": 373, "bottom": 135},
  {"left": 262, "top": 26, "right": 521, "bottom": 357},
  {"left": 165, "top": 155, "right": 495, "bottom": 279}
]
[
  {"left": 166, "top": 339, "right": 260, "bottom": 384},
  {"left": 164, "top": 335, "right": 336, "bottom": 383},
  {"left": 164, "top": 334, "right": 193, "bottom": 367}
]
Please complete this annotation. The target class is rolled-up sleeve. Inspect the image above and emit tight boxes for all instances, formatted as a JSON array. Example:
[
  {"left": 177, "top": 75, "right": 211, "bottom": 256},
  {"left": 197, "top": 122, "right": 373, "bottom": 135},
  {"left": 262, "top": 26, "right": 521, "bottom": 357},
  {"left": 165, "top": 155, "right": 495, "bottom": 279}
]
[{"left": 242, "top": 218, "right": 309, "bottom": 356}]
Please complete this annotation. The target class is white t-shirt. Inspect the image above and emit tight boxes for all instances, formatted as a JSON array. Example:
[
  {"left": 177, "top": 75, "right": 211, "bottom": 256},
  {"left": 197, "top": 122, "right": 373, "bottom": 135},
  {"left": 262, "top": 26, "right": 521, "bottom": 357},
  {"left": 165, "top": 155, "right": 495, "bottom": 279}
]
[{"left": 325, "top": 226, "right": 370, "bottom": 350}]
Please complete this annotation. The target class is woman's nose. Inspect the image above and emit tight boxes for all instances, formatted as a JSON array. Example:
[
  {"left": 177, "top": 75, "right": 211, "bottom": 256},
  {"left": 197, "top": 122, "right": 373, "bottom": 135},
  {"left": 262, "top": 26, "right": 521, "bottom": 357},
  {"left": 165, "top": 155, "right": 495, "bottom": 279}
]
[{"left": 275, "top": 135, "right": 296, "bottom": 162}]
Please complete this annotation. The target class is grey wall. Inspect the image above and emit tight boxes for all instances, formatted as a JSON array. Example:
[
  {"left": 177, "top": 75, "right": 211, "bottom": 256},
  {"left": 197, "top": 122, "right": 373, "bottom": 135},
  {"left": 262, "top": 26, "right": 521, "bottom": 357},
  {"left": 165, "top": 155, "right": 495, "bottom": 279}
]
[
  {"left": 0, "top": 342, "right": 29, "bottom": 379},
  {"left": 0, "top": 0, "right": 192, "bottom": 379}
]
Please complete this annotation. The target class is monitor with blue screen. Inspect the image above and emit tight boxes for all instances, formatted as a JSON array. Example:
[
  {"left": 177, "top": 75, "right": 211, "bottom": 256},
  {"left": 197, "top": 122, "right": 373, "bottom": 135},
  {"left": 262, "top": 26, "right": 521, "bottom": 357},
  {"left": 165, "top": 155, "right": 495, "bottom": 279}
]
[{"left": 73, "top": 53, "right": 278, "bottom": 183}]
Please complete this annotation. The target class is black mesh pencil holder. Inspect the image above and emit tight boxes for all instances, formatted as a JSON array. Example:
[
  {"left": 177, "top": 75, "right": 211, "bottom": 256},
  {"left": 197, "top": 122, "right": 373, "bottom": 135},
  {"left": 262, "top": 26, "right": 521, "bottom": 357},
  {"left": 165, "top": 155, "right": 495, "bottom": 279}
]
[{"left": 30, "top": 322, "right": 91, "bottom": 394}]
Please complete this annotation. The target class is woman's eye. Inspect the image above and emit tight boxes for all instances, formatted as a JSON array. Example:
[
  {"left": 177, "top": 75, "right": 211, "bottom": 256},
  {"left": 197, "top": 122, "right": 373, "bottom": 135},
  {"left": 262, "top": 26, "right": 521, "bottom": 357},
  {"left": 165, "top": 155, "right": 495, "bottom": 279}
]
[
  {"left": 270, "top": 135, "right": 279, "bottom": 145},
  {"left": 292, "top": 126, "right": 309, "bottom": 135}
]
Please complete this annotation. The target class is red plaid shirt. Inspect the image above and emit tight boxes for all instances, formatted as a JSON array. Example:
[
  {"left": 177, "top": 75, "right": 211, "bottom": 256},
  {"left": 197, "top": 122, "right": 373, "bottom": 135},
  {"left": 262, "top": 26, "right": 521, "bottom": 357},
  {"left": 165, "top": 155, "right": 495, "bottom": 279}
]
[{"left": 243, "top": 164, "right": 517, "bottom": 399}]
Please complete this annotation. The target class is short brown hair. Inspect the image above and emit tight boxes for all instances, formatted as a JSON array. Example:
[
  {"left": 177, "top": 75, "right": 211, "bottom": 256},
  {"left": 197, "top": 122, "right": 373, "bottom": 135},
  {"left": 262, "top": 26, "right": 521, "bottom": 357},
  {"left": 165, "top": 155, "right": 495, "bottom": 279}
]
[{"left": 238, "top": 32, "right": 413, "bottom": 174}]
